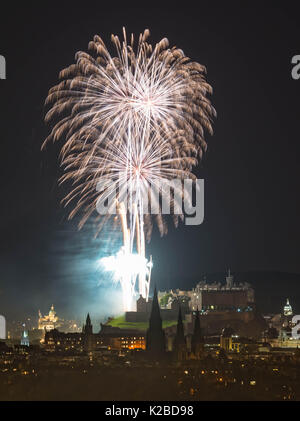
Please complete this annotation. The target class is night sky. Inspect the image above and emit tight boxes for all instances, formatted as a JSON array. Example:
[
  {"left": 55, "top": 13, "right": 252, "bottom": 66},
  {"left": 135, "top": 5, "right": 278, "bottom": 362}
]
[{"left": 0, "top": 2, "right": 300, "bottom": 322}]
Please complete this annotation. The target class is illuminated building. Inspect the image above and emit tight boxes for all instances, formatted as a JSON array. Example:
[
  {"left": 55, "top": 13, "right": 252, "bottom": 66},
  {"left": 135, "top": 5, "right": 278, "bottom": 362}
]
[
  {"left": 262, "top": 301, "right": 300, "bottom": 349},
  {"left": 44, "top": 315, "right": 146, "bottom": 353},
  {"left": 120, "top": 335, "right": 145, "bottom": 350},
  {"left": 38, "top": 305, "right": 60, "bottom": 331},
  {"left": 20, "top": 325, "right": 29, "bottom": 347},
  {"left": 159, "top": 270, "right": 255, "bottom": 313},
  {"left": 44, "top": 329, "right": 83, "bottom": 352},
  {"left": 219, "top": 328, "right": 260, "bottom": 353},
  {"left": 220, "top": 327, "right": 240, "bottom": 353},
  {"left": 189, "top": 270, "right": 254, "bottom": 312},
  {"left": 99, "top": 325, "right": 146, "bottom": 350},
  {"left": 128, "top": 270, "right": 254, "bottom": 326},
  {"left": 283, "top": 299, "right": 293, "bottom": 316},
  {"left": 45, "top": 314, "right": 93, "bottom": 352}
]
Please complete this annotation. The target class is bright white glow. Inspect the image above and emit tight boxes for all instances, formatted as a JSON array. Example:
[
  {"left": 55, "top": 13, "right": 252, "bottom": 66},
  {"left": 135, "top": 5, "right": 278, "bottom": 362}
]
[
  {"left": 147, "top": 261, "right": 153, "bottom": 269},
  {"left": 101, "top": 247, "right": 149, "bottom": 281},
  {"left": 100, "top": 247, "right": 152, "bottom": 311}
]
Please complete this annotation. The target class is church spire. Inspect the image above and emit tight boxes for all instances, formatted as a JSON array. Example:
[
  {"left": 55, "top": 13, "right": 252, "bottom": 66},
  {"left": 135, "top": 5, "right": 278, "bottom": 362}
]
[
  {"left": 86, "top": 313, "right": 92, "bottom": 326},
  {"left": 84, "top": 313, "right": 93, "bottom": 335},
  {"left": 173, "top": 305, "right": 187, "bottom": 360},
  {"left": 174, "top": 306, "right": 185, "bottom": 347},
  {"left": 150, "top": 286, "right": 162, "bottom": 325},
  {"left": 191, "top": 308, "right": 204, "bottom": 357},
  {"left": 83, "top": 313, "right": 94, "bottom": 352},
  {"left": 146, "top": 285, "right": 165, "bottom": 357},
  {"left": 148, "top": 286, "right": 162, "bottom": 330}
]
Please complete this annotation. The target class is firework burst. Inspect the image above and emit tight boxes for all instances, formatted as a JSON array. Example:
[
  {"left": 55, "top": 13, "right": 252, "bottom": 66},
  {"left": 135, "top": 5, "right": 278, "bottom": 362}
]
[{"left": 44, "top": 28, "right": 215, "bottom": 310}]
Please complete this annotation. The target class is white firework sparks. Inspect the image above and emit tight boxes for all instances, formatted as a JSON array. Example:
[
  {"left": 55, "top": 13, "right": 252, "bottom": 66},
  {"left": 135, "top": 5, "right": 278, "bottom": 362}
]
[{"left": 44, "top": 28, "right": 215, "bottom": 311}]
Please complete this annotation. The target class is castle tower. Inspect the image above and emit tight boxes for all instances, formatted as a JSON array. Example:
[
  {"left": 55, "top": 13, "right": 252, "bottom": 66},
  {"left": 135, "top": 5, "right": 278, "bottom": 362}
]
[
  {"left": 173, "top": 306, "right": 187, "bottom": 361},
  {"left": 191, "top": 309, "right": 204, "bottom": 358},
  {"left": 146, "top": 287, "right": 165, "bottom": 357}
]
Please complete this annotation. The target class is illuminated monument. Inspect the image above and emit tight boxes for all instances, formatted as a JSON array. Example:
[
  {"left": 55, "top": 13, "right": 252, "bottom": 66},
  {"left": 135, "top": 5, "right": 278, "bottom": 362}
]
[{"left": 38, "top": 305, "right": 60, "bottom": 332}]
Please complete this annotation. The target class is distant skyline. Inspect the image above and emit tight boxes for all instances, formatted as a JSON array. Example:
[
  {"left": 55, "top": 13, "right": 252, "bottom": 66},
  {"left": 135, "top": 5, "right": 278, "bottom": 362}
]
[{"left": 1, "top": 3, "right": 300, "bottom": 319}]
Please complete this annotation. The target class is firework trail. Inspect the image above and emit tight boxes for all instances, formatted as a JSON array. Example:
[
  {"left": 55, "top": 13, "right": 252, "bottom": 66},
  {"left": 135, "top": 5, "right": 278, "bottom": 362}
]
[{"left": 44, "top": 28, "right": 215, "bottom": 310}]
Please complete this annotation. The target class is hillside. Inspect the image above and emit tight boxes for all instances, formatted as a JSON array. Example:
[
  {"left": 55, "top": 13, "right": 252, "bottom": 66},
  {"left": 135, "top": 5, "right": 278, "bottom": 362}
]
[{"left": 106, "top": 315, "right": 178, "bottom": 331}]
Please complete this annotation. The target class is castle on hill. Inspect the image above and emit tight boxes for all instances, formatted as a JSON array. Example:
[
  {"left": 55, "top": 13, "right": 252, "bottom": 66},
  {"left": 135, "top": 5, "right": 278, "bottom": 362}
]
[
  {"left": 44, "top": 287, "right": 205, "bottom": 361},
  {"left": 125, "top": 270, "right": 255, "bottom": 326}
]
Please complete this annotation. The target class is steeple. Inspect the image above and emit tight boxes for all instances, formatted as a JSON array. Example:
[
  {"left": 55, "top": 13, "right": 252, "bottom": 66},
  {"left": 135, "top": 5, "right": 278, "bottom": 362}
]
[
  {"left": 173, "top": 305, "right": 187, "bottom": 360},
  {"left": 84, "top": 313, "right": 93, "bottom": 334},
  {"left": 174, "top": 306, "right": 185, "bottom": 348},
  {"left": 83, "top": 313, "right": 94, "bottom": 352},
  {"left": 191, "top": 308, "right": 204, "bottom": 357},
  {"left": 148, "top": 287, "right": 162, "bottom": 330},
  {"left": 146, "top": 286, "right": 165, "bottom": 356}
]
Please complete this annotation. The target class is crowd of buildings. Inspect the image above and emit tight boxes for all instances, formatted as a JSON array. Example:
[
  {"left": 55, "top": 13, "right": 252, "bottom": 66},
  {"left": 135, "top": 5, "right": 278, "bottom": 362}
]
[
  {"left": 41, "top": 288, "right": 204, "bottom": 360},
  {"left": 1, "top": 273, "right": 300, "bottom": 400},
  {"left": 1, "top": 271, "right": 299, "bottom": 359}
]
